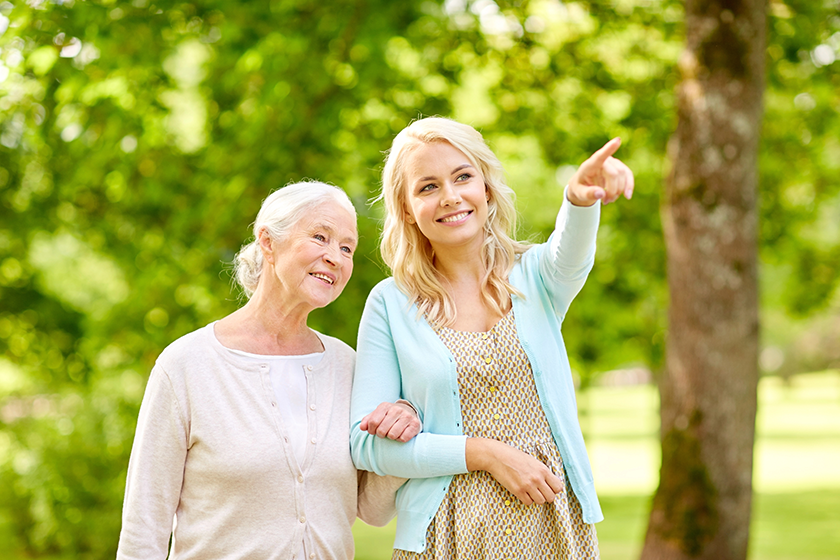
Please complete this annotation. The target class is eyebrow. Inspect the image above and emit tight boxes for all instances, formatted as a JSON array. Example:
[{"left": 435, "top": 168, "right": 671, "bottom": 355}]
[
  {"left": 416, "top": 163, "right": 474, "bottom": 184},
  {"left": 312, "top": 223, "right": 358, "bottom": 245}
]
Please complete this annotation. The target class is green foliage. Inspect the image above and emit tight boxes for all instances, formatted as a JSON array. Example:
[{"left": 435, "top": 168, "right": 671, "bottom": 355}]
[
  {"left": 761, "top": 0, "right": 840, "bottom": 316},
  {"left": 1, "top": 0, "right": 838, "bottom": 557}
]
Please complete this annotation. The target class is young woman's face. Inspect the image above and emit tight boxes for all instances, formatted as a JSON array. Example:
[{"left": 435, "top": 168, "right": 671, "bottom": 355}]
[{"left": 402, "top": 141, "right": 489, "bottom": 255}]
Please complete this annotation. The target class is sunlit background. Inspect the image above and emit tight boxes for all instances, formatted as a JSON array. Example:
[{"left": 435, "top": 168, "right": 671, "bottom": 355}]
[{"left": 1, "top": 1, "right": 838, "bottom": 558}]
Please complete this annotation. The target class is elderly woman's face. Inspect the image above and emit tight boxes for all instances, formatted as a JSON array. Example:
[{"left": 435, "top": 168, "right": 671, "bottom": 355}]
[{"left": 263, "top": 201, "right": 357, "bottom": 312}]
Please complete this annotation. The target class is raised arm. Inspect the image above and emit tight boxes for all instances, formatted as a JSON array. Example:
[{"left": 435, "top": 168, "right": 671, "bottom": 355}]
[{"left": 539, "top": 138, "right": 635, "bottom": 318}]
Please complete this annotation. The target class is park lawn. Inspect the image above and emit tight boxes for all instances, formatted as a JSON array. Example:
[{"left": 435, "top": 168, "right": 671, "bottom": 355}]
[
  {"left": 354, "top": 491, "right": 840, "bottom": 560},
  {"left": 354, "top": 371, "right": 840, "bottom": 560}
]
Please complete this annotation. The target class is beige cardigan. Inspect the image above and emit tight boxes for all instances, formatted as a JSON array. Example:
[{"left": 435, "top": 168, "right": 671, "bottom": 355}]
[{"left": 117, "top": 323, "right": 403, "bottom": 560}]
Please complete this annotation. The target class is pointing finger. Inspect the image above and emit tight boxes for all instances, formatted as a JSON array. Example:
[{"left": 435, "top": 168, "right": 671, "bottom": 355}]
[{"left": 580, "top": 137, "right": 622, "bottom": 174}]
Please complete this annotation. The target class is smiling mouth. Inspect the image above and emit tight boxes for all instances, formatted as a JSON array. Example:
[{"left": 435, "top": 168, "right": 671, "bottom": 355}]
[
  {"left": 438, "top": 210, "right": 472, "bottom": 223},
  {"left": 310, "top": 273, "right": 335, "bottom": 285}
]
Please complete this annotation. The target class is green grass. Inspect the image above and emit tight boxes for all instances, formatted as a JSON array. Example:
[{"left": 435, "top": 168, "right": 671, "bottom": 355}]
[
  {"left": 354, "top": 491, "right": 840, "bottom": 560},
  {"left": 354, "top": 371, "right": 840, "bottom": 559}
]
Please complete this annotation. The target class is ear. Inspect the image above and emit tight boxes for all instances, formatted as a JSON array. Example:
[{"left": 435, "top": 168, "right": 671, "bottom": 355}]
[
  {"left": 485, "top": 184, "right": 490, "bottom": 202},
  {"left": 257, "top": 228, "right": 274, "bottom": 263},
  {"left": 403, "top": 205, "right": 415, "bottom": 225}
]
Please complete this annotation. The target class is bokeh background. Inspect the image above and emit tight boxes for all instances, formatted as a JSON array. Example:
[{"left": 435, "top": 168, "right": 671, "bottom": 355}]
[{"left": 0, "top": 0, "right": 838, "bottom": 558}]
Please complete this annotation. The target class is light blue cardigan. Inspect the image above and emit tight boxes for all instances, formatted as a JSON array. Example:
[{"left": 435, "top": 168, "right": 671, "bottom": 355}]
[{"left": 350, "top": 198, "right": 604, "bottom": 552}]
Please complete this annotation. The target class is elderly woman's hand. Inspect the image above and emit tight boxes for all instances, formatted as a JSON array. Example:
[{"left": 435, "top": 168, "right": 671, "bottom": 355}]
[
  {"left": 567, "top": 137, "right": 634, "bottom": 207},
  {"left": 360, "top": 401, "right": 422, "bottom": 443}
]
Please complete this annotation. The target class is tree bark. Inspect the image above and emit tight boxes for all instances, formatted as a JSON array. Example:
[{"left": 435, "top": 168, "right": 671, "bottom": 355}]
[{"left": 642, "top": 1, "right": 766, "bottom": 559}]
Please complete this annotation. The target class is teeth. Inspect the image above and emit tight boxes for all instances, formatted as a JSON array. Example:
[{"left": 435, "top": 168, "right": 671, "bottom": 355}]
[
  {"left": 310, "top": 273, "right": 334, "bottom": 285},
  {"left": 440, "top": 211, "right": 470, "bottom": 223}
]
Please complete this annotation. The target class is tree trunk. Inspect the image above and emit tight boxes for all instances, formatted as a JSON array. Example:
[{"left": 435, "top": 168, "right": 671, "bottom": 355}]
[{"left": 641, "top": 1, "right": 766, "bottom": 559}]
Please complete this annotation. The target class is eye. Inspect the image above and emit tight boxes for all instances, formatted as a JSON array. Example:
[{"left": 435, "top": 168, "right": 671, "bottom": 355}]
[
  {"left": 419, "top": 183, "right": 437, "bottom": 193},
  {"left": 341, "top": 245, "right": 353, "bottom": 255},
  {"left": 313, "top": 233, "right": 326, "bottom": 242},
  {"left": 456, "top": 173, "right": 472, "bottom": 182}
]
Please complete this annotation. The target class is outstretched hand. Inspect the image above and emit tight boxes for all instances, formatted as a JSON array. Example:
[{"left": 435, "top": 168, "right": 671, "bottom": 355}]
[
  {"left": 360, "top": 401, "right": 422, "bottom": 443},
  {"left": 567, "top": 137, "right": 634, "bottom": 207}
]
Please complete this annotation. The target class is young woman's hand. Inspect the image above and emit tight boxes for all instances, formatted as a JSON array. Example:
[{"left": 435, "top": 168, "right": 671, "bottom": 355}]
[
  {"left": 465, "top": 438, "right": 564, "bottom": 505},
  {"left": 360, "top": 401, "right": 422, "bottom": 443},
  {"left": 567, "top": 137, "right": 635, "bottom": 207}
]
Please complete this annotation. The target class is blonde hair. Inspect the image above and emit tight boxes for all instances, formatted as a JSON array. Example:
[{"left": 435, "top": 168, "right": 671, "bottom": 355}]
[
  {"left": 234, "top": 181, "right": 356, "bottom": 298},
  {"left": 379, "top": 117, "right": 529, "bottom": 326}
]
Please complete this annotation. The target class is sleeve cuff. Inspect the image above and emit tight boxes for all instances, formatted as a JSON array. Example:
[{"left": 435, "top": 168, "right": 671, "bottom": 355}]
[
  {"left": 558, "top": 186, "right": 601, "bottom": 235},
  {"left": 396, "top": 399, "right": 423, "bottom": 432}
]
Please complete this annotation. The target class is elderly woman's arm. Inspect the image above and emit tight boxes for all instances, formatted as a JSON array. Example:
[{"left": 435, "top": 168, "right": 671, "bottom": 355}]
[
  {"left": 117, "top": 366, "right": 187, "bottom": 560},
  {"left": 359, "top": 400, "right": 421, "bottom": 442},
  {"left": 355, "top": 470, "right": 407, "bottom": 526}
]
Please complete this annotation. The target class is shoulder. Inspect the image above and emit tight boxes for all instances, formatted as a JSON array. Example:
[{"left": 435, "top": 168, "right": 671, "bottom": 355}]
[
  {"left": 155, "top": 323, "right": 217, "bottom": 373},
  {"left": 511, "top": 244, "right": 544, "bottom": 280},
  {"left": 368, "top": 277, "right": 398, "bottom": 299},
  {"left": 317, "top": 332, "right": 355, "bottom": 360},
  {"left": 315, "top": 332, "right": 356, "bottom": 386},
  {"left": 366, "top": 277, "right": 410, "bottom": 307}
]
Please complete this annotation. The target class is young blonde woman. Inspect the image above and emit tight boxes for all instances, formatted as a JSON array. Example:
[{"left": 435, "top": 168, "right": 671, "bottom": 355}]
[{"left": 350, "top": 118, "right": 634, "bottom": 559}]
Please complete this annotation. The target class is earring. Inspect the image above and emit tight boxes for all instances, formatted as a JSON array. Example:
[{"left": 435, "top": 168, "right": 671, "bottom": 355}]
[{"left": 406, "top": 216, "right": 415, "bottom": 224}]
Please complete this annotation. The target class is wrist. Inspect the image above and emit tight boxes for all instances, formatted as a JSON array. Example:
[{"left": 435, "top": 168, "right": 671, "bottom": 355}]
[
  {"left": 566, "top": 187, "right": 597, "bottom": 208},
  {"left": 395, "top": 399, "right": 423, "bottom": 433},
  {"left": 465, "top": 438, "right": 496, "bottom": 472},
  {"left": 395, "top": 399, "right": 418, "bottom": 417}
]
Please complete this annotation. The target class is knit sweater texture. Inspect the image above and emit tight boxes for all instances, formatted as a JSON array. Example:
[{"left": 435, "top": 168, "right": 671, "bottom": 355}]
[{"left": 117, "top": 323, "right": 402, "bottom": 560}]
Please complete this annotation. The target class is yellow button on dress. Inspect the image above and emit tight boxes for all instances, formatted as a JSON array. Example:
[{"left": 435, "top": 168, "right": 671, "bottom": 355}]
[{"left": 393, "top": 310, "right": 600, "bottom": 560}]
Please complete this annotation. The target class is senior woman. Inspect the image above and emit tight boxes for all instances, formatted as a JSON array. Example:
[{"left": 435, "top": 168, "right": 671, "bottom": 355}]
[{"left": 117, "top": 181, "right": 419, "bottom": 560}]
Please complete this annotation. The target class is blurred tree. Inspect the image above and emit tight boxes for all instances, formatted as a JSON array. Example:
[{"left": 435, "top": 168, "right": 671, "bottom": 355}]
[
  {"left": 641, "top": 1, "right": 765, "bottom": 559},
  {"left": 0, "top": 0, "right": 838, "bottom": 558}
]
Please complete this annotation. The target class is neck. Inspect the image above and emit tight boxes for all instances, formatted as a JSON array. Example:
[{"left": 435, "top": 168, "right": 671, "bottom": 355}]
[
  {"left": 215, "top": 285, "right": 323, "bottom": 355},
  {"left": 432, "top": 243, "right": 486, "bottom": 287}
]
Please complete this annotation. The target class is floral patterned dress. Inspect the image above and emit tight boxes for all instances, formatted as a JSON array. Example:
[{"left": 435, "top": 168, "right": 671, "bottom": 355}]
[{"left": 393, "top": 310, "right": 599, "bottom": 560}]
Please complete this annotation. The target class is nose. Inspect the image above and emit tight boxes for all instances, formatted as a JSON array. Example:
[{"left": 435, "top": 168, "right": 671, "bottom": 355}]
[
  {"left": 440, "top": 182, "right": 461, "bottom": 207},
  {"left": 323, "top": 244, "right": 340, "bottom": 267}
]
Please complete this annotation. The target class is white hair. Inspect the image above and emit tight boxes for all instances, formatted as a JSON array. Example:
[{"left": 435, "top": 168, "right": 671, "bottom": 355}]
[{"left": 233, "top": 181, "right": 356, "bottom": 298}]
